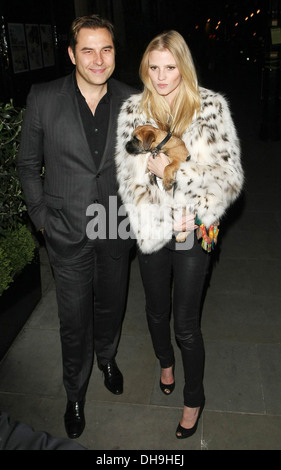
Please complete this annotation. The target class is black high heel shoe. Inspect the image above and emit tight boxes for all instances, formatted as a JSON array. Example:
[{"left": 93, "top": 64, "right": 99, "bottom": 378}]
[
  {"left": 159, "top": 364, "right": 175, "bottom": 395},
  {"left": 175, "top": 402, "right": 204, "bottom": 439}
]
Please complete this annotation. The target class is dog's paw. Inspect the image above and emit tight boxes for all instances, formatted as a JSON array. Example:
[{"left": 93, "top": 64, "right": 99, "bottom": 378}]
[{"left": 163, "top": 178, "right": 175, "bottom": 191}]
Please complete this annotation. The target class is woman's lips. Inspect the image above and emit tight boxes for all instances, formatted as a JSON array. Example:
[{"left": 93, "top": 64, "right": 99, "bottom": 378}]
[{"left": 157, "top": 84, "right": 168, "bottom": 89}]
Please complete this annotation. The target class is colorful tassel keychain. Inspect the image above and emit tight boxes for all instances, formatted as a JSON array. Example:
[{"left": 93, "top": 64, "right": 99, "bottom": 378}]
[{"left": 195, "top": 216, "right": 219, "bottom": 253}]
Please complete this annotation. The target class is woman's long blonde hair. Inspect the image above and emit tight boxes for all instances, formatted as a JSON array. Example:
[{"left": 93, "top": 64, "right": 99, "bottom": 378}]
[{"left": 139, "top": 30, "right": 201, "bottom": 137}]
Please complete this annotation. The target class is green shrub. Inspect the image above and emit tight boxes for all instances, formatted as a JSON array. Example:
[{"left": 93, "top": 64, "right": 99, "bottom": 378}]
[
  {"left": 0, "top": 225, "right": 36, "bottom": 296},
  {"left": 0, "top": 100, "right": 26, "bottom": 234},
  {"left": 0, "top": 246, "right": 13, "bottom": 296},
  {"left": 0, "top": 101, "right": 37, "bottom": 298}
]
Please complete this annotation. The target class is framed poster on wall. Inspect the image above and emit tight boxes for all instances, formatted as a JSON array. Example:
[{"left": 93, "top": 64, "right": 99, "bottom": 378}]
[
  {"left": 40, "top": 24, "right": 55, "bottom": 67},
  {"left": 25, "top": 24, "right": 43, "bottom": 70},
  {"left": 7, "top": 23, "right": 29, "bottom": 73}
]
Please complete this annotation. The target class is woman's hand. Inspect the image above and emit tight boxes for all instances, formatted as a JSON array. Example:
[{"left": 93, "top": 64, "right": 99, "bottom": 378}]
[
  {"left": 147, "top": 152, "right": 170, "bottom": 178},
  {"left": 173, "top": 213, "right": 198, "bottom": 232}
]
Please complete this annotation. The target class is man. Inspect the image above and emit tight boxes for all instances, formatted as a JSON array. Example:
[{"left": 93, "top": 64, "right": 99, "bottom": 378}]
[
  {"left": 0, "top": 411, "right": 86, "bottom": 450},
  {"left": 18, "top": 15, "right": 137, "bottom": 439}
]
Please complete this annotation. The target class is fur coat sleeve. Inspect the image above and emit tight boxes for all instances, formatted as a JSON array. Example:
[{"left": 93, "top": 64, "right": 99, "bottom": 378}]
[{"left": 115, "top": 88, "right": 244, "bottom": 254}]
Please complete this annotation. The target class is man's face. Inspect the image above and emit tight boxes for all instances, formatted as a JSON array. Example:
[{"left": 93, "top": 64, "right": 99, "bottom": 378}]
[{"left": 68, "top": 27, "right": 115, "bottom": 89}]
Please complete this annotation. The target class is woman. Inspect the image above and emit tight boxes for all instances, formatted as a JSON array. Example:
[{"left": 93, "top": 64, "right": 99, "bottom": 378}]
[{"left": 115, "top": 31, "right": 243, "bottom": 438}]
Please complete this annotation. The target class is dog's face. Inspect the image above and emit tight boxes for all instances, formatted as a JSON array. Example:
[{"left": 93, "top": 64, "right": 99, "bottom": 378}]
[
  {"left": 125, "top": 124, "right": 189, "bottom": 192},
  {"left": 125, "top": 125, "right": 188, "bottom": 160},
  {"left": 125, "top": 125, "right": 159, "bottom": 155}
]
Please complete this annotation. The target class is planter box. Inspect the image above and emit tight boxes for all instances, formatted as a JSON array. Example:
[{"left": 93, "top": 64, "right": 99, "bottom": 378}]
[{"left": 0, "top": 250, "right": 42, "bottom": 361}]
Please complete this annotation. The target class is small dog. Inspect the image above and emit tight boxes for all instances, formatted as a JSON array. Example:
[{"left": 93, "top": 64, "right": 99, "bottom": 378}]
[
  {"left": 125, "top": 125, "right": 191, "bottom": 243},
  {"left": 125, "top": 124, "right": 189, "bottom": 191}
]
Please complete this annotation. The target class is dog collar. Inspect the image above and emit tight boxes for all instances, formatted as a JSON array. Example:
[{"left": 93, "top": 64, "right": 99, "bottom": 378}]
[{"left": 151, "top": 131, "right": 173, "bottom": 157}]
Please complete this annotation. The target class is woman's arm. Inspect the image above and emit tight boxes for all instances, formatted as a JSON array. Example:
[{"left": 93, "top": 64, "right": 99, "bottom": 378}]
[{"left": 175, "top": 91, "right": 244, "bottom": 228}]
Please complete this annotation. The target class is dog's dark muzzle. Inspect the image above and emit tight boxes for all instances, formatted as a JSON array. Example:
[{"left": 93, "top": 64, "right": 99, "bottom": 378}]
[
  {"left": 126, "top": 130, "right": 173, "bottom": 156},
  {"left": 125, "top": 139, "right": 142, "bottom": 155}
]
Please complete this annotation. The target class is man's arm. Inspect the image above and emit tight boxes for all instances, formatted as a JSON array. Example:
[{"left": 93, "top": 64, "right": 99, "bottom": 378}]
[{"left": 17, "top": 86, "right": 46, "bottom": 231}]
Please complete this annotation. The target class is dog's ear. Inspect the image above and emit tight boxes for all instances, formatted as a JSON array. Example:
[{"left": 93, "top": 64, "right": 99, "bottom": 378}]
[{"left": 142, "top": 130, "right": 156, "bottom": 151}]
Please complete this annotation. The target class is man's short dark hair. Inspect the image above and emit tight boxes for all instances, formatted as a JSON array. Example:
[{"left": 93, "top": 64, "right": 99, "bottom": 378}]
[{"left": 69, "top": 14, "right": 115, "bottom": 52}]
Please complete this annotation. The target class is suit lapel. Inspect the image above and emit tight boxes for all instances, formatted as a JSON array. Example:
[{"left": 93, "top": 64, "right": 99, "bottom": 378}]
[
  {"left": 57, "top": 74, "right": 98, "bottom": 170},
  {"left": 57, "top": 74, "right": 122, "bottom": 172},
  {"left": 99, "top": 92, "right": 118, "bottom": 169}
]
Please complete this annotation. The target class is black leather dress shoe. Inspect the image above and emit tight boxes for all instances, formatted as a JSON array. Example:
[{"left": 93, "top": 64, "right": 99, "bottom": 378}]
[
  {"left": 99, "top": 359, "right": 123, "bottom": 395},
  {"left": 64, "top": 399, "right": 85, "bottom": 439}
]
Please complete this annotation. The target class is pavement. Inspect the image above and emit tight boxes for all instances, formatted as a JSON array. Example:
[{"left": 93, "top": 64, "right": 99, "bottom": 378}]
[{"left": 0, "top": 63, "right": 281, "bottom": 451}]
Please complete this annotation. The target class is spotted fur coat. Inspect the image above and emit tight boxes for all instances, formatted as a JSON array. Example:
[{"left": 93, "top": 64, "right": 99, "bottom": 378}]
[{"left": 115, "top": 87, "right": 244, "bottom": 254}]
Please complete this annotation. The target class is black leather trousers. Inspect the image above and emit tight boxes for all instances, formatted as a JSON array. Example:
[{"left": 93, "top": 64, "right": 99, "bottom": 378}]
[{"left": 138, "top": 236, "right": 212, "bottom": 407}]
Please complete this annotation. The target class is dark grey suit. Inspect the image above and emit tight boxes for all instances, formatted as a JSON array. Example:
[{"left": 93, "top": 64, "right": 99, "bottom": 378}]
[{"left": 18, "top": 72, "right": 137, "bottom": 401}]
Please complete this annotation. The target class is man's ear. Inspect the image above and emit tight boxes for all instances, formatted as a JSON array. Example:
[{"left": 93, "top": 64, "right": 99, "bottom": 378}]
[{"left": 68, "top": 46, "right": 76, "bottom": 65}]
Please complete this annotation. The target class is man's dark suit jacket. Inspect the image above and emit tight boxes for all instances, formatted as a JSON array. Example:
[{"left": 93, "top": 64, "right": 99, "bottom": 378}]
[
  {"left": 18, "top": 72, "right": 137, "bottom": 258},
  {"left": 0, "top": 411, "right": 86, "bottom": 450}
]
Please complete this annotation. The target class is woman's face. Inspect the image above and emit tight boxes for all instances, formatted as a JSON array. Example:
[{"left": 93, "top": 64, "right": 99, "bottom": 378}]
[{"left": 147, "top": 49, "right": 181, "bottom": 106}]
